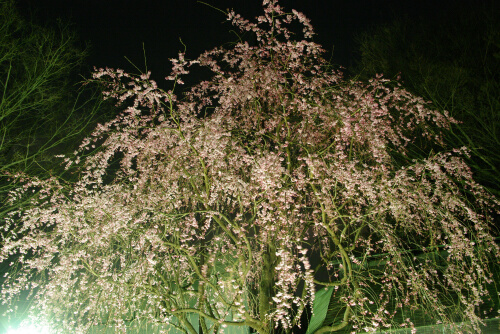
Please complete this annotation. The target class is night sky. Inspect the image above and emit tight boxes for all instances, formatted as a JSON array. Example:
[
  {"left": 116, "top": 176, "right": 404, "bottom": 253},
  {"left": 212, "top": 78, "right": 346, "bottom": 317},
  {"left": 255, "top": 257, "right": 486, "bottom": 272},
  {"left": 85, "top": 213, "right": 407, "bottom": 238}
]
[{"left": 14, "top": 0, "right": 474, "bottom": 89}]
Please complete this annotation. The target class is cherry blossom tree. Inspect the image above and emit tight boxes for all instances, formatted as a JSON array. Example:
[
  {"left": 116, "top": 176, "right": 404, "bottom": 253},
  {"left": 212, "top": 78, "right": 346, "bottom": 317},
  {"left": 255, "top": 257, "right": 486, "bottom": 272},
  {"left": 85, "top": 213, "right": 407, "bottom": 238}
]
[{"left": 1, "top": 1, "right": 499, "bottom": 333}]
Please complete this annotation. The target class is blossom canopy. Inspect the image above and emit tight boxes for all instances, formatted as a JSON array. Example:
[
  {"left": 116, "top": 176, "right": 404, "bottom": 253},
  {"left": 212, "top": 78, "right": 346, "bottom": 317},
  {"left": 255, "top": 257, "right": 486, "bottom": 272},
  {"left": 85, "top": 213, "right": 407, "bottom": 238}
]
[{"left": 1, "top": 1, "right": 499, "bottom": 333}]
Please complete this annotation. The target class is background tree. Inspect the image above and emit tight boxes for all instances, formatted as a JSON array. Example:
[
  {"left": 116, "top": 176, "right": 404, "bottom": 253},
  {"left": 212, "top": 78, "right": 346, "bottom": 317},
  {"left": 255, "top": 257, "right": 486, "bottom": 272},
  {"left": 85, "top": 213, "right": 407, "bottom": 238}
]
[
  {"left": 350, "top": 1, "right": 500, "bottom": 197},
  {"left": 0, "top": 0, "right": 117, "bottom": 224},
  {"left": 0, "top": 1, "right": 118, "bottom": 330},
  {"left": 1, "top": 1, "right": 499, "bottom": 334}
]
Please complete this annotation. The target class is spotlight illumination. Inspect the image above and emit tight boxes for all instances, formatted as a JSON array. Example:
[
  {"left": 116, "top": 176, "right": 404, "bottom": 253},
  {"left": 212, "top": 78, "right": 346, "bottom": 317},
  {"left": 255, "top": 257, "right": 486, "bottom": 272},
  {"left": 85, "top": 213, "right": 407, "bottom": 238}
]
[{"left": 6, "top": 323, "right": 52, "bottom": 334}]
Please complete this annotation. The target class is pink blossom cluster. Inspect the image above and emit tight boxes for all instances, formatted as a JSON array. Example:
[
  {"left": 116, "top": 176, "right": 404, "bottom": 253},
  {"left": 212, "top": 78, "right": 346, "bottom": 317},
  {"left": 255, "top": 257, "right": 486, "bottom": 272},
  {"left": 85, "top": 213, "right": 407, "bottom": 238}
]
[{"left": 1, "top": 0, "right": 499, "bottom": 333}]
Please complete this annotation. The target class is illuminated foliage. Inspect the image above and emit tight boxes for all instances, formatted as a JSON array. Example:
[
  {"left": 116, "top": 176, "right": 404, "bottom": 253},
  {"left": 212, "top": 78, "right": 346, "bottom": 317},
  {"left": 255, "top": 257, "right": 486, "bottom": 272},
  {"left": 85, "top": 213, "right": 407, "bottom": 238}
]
[{"left": 1, "top": 1, "right": 499, "bottom": 333}]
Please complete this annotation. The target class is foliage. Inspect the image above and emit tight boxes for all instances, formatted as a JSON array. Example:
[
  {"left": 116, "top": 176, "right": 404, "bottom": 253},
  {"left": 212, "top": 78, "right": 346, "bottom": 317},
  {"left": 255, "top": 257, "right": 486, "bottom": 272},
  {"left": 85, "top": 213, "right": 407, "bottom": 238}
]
[
  {"left": 0, "top": 2, "right": 119, "bottom": 328},
  {"left": 0, "top": 0, "right": 118, "bottom": 224},
  {"left": 0, "top": 0, "right": 81, "bottom": 171},
  {"left": 351, "top": 1, "right": 500, "bottom": 197},
  {"left": 1, "top": 1, "right": 499, "bottom": 333}
]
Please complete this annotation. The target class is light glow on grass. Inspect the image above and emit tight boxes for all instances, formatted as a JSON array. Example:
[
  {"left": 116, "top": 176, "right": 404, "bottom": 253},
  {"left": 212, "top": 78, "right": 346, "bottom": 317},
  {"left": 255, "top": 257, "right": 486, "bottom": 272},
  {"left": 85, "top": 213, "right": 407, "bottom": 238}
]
[{"left": 6, "top": 323, "right": 52, "bottom": 334}]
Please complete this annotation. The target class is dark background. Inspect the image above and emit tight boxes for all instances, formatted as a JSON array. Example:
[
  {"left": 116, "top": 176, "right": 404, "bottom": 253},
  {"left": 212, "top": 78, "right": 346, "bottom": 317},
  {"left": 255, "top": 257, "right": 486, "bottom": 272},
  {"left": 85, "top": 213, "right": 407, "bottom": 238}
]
[{"left": 14, "top": 0, "right": 471, "bottom": 87}]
